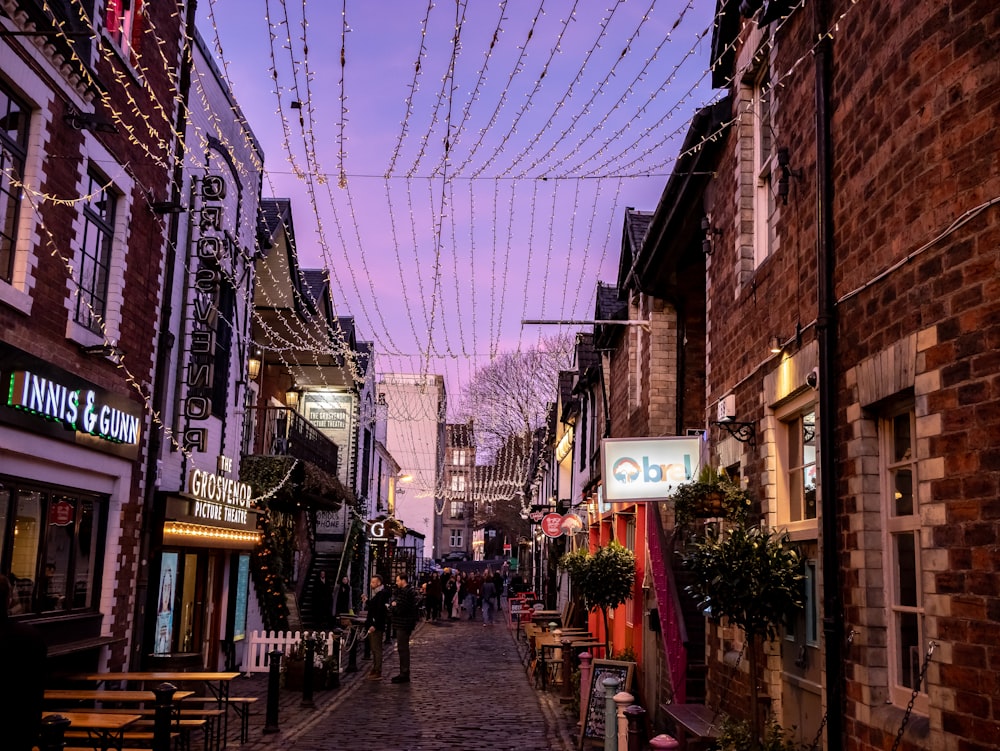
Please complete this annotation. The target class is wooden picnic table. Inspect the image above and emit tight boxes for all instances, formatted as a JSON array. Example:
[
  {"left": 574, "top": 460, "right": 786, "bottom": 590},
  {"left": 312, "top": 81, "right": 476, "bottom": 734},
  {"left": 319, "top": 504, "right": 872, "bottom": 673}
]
[
  {"left": 535, "top": 633, "right": 607, "bottom": 689},
  {"left": 45, "top": 689, "right": 195, "bottom": 704},
  {"left": 46, "top": 710, "right": 140, "bottom": 751},
  {"left": 71, "top": 672, "right": 240, "bottom": 748}
]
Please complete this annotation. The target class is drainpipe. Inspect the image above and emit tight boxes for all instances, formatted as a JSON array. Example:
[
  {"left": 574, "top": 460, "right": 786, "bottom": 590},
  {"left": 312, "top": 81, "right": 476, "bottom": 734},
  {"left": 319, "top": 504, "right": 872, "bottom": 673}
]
[
  {"left": 132, "top": 0, "right": 198, "bottom": 670},
  {"left": 814, "top": 0, "right": 844, "bottom": 747}
]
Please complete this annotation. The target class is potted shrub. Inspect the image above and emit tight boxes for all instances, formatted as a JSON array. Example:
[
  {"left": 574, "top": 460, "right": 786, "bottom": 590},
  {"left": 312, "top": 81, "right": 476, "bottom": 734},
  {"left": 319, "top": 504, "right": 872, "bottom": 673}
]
[
  {"left": 284, "top": 631, "right": 334, "bottom": 691},
  {"left": 559, "top": 541, "right": 636, "bottom": 655},
  {"left": 670, "top": 466, "right": 753, "bottom": 530},
  {"left": 680, "top": 521, "right": 803, "bottom": 749}
]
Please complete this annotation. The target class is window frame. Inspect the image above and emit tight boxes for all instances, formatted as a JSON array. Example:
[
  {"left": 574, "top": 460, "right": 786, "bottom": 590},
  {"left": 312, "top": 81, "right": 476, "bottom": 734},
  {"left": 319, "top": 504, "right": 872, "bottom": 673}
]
[
  {"left": 104, "top": 0, "right": 144, "bottom": 64},
  {"left": 0, "top": 81, "right": 28, "bottom": 285},
  {"left": 449, "top": 529, "right": 463, "bottom": 548},
  {"left": 774, "top": 392, "right": 819, "bottom": 535},
  {"left": 74, "top": 165, "right": 118, "bottom": 334},
  {"left": 880, "top": 405, "right": 927, "bottom": 713},
  {"left": 752, "top": 63, "right": 776, "bottom": 267},
  {"left": 0, "top": 477, "right": 107, "bottom": 617},
  {"left": 64, "top": 140, "right": 133, "bottom": 350}
]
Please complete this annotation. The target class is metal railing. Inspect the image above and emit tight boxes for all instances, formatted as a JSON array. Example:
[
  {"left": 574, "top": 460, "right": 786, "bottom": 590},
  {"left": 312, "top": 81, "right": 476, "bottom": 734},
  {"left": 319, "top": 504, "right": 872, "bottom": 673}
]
[{"left": 244, "top": 406, "right": 339, "bottom": 476}]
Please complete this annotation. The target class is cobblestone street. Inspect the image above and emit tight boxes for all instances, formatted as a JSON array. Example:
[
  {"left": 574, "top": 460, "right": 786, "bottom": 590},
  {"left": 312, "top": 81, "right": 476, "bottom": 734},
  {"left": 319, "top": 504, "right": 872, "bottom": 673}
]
[{"left": 230, "top": 616, "right": 578, "bottom": 751}]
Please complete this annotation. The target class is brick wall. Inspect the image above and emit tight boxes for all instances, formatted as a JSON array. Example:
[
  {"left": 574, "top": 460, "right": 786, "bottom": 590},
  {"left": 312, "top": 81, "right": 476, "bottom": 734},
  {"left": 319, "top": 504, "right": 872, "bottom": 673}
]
[{"left": 702, "top": 0, "right": 1000, "bottom": 748}]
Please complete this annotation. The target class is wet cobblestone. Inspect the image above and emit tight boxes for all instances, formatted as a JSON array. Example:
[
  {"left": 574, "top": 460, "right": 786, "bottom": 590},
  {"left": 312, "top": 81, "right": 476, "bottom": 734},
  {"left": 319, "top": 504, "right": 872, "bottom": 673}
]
[{"left": 229, "top": 615, "right": 578, "bottom": 751}]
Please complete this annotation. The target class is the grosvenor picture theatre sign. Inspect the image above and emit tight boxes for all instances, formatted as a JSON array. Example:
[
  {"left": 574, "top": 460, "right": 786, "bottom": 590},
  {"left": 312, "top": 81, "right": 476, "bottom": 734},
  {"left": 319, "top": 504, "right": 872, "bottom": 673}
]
[
  {"left": 166, "top": 466, "right": 257, "bottom": 533},
  {"left": 601, "top": 436, "right": 703, "bottom": 502},
  {"left": 1, "top": 342, "right": 143, "bottom": 459}
]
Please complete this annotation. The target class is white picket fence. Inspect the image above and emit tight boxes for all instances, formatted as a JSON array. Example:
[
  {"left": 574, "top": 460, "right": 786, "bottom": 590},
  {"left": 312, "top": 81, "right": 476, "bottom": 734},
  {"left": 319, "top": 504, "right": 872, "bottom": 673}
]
[{"left": 244, "top": 630, "right": 341, "bottom": 674}]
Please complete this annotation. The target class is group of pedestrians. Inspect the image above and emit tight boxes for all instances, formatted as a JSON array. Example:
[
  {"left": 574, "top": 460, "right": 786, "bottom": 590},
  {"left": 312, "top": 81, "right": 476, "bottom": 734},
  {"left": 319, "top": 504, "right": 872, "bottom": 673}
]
[
  {"left": 362, "top": 572, "right": 419, "bottom": 684},
  {"left": 356, "top": 565, "right": 510, "bottom": 687},
  {"left": 421, "top": 567, "right": 504, "bottom": 625}
]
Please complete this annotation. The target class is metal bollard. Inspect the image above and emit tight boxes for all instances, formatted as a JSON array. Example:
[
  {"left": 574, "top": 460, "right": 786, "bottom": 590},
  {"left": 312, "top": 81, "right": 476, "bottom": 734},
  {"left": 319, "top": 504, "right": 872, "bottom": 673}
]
[
  {"left": 602, "top": 676, "right": 620, "bottom": 751},
  {"left": 38, "top": 713, "right": 71, "bottom": 751},
  {"left": 301, "top": 635, "right": 316, "bottom": 708},
  {"left": 614, "top": 692, "right": 633, "bottom": 751},
  {"left": 329, "top": 630, "right": 341, "bottom": 688},
  {"left": 625, "top": 705, "right": 646, "bottom": 751},
  {"left": 347, "top": 626, "right": 359, "bottom": 672},
  {"left": 579, "top": 652, "right": 593, "bottom": 728},
  {"left": 561, "top": 638, "right": 574, "bottom": 699},
  {"left": 151, "top": 682, "right": 177, "bottom": 751},
  {"left": 263, "top": 648, "right": 282, "bottom": 734}
]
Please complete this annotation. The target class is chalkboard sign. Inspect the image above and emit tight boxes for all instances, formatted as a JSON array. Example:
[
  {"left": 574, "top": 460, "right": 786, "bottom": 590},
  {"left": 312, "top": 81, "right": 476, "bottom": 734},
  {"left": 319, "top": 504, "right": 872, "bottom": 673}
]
[{"left": 579, "top": 659, "right": 635, "bottom": 748}]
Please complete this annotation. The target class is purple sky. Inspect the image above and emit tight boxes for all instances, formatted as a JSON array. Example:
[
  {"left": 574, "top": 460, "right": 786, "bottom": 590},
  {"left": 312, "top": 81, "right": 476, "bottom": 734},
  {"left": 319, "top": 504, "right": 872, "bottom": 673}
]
[{"left": 200, "top": 0, "right": 718, "bottom": 409}]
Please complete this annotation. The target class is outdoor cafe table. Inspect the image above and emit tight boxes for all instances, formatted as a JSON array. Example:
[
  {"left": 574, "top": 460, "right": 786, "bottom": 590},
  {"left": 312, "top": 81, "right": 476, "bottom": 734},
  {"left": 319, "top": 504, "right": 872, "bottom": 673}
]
[
  {"left": 535, "top": 634, "right": 607, "bottom": 689},
  {"left": 71, "top": 672, "right": 239, "bottom": 747},
  {"left": 45, "top": 710, "right": 140, "bottom": 751},
  {"left": 45, "top": 689, "right": 195, "bottom": 704}
]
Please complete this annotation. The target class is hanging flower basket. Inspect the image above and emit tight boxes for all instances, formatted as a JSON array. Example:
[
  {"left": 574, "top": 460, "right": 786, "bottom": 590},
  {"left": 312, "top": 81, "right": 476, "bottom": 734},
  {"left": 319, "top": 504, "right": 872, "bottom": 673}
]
[{"left": 670, "top": 469, "right": 753, "bottom": 529}]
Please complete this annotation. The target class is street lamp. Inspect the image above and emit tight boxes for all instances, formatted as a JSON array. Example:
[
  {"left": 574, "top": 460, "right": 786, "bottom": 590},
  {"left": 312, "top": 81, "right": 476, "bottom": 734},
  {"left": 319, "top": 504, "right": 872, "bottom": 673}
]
[
  {"left": 285, "top": 384, "right": 301, "bottom": 410},
  {"left": 247, "top": 350, "right": 262, "bottom": 381},
  {"left": 388, "top": 472, "right": 413, "bottom": 517}
]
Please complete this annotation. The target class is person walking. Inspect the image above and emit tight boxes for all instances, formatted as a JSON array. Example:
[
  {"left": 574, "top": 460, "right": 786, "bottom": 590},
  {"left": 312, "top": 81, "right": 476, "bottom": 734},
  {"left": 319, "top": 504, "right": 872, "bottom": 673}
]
[
  {"left": 480, "top": 569, "right": 497, "bottom": 626},
  {"left": 443, "top": 572, "right": 458, "bottom": 621},
  {"left": 389, "top": 572, "right": 420, "bottom": 683},
  {"left": 425, "top": 572, "right": 442, "bottom": 621},
  {"left": 363, "top": 574, "right": 390, "bottom": 680},
  {"left": 0, "top": 574, "right": 47, "bottom": 751}
]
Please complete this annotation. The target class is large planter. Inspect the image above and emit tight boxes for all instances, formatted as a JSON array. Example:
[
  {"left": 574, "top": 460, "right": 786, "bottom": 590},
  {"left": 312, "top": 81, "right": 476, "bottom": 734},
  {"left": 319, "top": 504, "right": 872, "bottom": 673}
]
[{"left": 284, "top": 658, "right": 331, "bottom": 692}]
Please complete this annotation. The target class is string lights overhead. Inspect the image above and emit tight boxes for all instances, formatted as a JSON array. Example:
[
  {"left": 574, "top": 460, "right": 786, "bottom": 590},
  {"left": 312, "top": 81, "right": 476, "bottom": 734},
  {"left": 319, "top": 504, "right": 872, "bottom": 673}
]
[{"left": 11, "top": 0, "right": 871, "bottom": 502}]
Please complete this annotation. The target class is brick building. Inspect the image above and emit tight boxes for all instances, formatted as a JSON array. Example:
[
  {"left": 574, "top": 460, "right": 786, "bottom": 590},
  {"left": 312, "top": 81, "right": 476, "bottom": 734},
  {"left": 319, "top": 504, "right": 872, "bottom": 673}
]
[
  {"left": 669, "top": 0, "right": 1000, "bottom": 748},
  {"left": 0, "top": 0, "right": 189, "bottom": 668}
]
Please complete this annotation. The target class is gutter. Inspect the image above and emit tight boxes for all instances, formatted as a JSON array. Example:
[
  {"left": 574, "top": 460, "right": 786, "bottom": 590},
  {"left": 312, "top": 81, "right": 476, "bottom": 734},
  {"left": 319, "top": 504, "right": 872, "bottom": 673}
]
[{"left": 814, "top": 0, "right": 845, "bottom": 746}]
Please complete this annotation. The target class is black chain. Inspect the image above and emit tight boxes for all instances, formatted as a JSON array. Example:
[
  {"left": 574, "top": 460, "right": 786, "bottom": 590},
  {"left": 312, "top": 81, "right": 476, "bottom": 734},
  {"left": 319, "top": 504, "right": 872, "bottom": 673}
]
[
  {"left": 890, "top": 640, "right": 936, "bottom": 751},
  {"left": 807, "top": 628, "right": 855, "bottom": 751}
]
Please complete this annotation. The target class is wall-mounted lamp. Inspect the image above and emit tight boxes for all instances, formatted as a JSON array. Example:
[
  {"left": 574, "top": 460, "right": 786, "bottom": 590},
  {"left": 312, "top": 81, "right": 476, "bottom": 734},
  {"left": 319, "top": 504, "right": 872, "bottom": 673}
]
[
  {"left": 151, "top": 200, "right": 185, "bottom": 215},
  {"left": 80, "top": 343, "right": 124, "bottom": 362},
  {"left": 285, "top": 384, "right": 301, "bottom": 410},
  {"left": 769, "top": 336, "right": 783, "bottom": 354},
  {"left": 701, "top": 215, "right": 722, "bottom": 256},
  {"left": 776, "top": 147, "right": 801, "bottom": 205},
  {"left": 247, "top": 350, "right": 262, "bottom": 381},
  {"left": 64, "top": 109, "right": 118, "bottom": 134}
]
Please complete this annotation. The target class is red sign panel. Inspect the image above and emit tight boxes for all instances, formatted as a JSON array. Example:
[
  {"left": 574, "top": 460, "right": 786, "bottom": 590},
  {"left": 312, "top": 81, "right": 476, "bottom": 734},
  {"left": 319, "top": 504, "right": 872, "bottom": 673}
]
[
  {"left": 49, "top": 499, "right": 74, "bottom": 526},
  {"left": 541, "top": 513, "right": 565, "bottom": 538}
]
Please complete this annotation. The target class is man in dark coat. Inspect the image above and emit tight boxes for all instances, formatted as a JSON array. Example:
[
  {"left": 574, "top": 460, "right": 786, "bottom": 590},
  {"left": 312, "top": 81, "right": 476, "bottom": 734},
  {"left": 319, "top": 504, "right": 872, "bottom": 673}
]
[
  {"left": 0, "top": 573, "right": 47, "bottom": 751},
  {"left": 363, "top": 574, "right": 390, "bottom": 680},
  {"left": 314, "top": 570, "right": 334, "bottom": 629},
  {"left": 389, "top": 572, "right": 420, "bottom": 683}
]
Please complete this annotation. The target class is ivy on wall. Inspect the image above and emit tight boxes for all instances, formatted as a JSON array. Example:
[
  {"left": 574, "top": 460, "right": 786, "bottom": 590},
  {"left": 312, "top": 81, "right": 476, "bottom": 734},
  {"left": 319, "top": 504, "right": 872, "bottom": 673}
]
[{"left": 241, "top": 455, "right": 363, "bottom": 630}]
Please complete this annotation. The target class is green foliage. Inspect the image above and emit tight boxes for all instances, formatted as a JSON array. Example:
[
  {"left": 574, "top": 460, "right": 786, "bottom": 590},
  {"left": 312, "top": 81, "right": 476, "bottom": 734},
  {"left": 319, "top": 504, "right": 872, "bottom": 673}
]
[
  {"left": 680, "top": 522, "right": 803, "bottom": 641},
  {"left": 559, "top": 541, "right": 636, "bottom": 652},
  {"left": 613, "top": 646, "right": 637, "bottom": 663},
  {"left": 560, "top": 542, "right": 636, "bottom": 615},
  {"left": 717, "top": 717, "right": 804, "bottom": 751},
  {"left": 251, "top": 508, "right": 294, "bottom": 631},
  {"left": 670, "top": 468, "right": 753, "bottom": 529}
]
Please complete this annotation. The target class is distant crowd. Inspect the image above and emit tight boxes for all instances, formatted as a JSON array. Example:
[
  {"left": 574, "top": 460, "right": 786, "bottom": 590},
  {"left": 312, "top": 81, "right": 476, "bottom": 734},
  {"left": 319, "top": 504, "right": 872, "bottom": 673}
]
[{"left": 419, "top": 565, "right": 506, "bottom": 625}]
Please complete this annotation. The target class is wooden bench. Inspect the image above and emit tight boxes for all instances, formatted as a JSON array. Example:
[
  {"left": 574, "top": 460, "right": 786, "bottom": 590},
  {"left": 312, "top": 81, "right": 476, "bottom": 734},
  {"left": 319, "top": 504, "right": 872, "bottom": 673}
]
[
  {"left": 183, "top": 696, "right": 258, "bottom": 743},
  {"left": 65, "top": 730, "right": 180, "bottom": 748},
  {"left": 61, "top": 706, "right": 222, "bottom": 750},
  {"left": 660, "top": 703, "right": 724, "bottom": 751}
]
